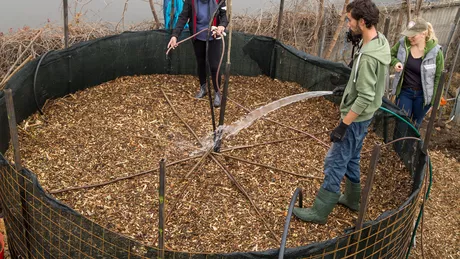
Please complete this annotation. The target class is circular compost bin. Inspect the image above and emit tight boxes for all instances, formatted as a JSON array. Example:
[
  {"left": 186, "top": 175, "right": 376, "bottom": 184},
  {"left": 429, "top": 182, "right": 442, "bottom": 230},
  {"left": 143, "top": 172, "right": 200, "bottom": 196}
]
[{"left": 0, "top": 30, "right": 427, "bottom": 258}]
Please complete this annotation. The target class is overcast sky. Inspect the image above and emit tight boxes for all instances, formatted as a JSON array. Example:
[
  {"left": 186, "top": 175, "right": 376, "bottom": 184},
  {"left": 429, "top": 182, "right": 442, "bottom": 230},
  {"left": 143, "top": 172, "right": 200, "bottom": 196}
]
[{"left": 0, "top": 0, "right": 277, "bottom": 32}]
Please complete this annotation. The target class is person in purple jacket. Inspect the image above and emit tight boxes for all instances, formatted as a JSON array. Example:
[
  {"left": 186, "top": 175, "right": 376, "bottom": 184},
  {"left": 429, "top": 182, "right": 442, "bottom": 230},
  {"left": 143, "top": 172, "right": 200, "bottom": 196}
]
[{"left": 167, "top": 0, "right": 229, "bottom": 107}]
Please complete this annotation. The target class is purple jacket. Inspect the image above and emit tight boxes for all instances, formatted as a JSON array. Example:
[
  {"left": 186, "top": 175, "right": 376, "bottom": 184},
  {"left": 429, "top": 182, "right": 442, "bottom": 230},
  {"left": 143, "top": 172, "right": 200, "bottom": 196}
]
[{"left": 172, "top": 0, "right": 228, "bottom": 39}]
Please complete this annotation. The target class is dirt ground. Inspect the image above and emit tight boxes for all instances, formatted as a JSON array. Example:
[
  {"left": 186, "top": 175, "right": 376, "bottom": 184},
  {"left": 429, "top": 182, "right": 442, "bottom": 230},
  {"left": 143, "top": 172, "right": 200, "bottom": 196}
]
[
  {"left": 429, "top": 124, "right": 460, "bottom": 160},
  {"left": 407, "top": 150, "right": 460, "bottom": 259}
]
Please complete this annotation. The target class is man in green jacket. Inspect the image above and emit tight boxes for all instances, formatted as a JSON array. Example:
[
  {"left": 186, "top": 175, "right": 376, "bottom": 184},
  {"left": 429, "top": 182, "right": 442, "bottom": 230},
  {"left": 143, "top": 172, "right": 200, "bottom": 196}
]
[{"left": 293, "top": 0, "right": 391, "bottom": 224}]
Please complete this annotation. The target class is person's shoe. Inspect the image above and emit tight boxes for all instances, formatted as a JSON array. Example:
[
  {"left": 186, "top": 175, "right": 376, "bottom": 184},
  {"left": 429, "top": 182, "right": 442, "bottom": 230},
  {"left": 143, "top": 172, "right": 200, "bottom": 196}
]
[
  {"left": 338, "top": 178, "right": 361, "bottom": 212},
  {"left": 195, "top": 83, "right": 207, "bottom": 98},
  {"left": 213, "top": 92, "right": 221, "bottom": 107},
  {"left": 293, "top": 187, "right": 340, "bottom": 224}
]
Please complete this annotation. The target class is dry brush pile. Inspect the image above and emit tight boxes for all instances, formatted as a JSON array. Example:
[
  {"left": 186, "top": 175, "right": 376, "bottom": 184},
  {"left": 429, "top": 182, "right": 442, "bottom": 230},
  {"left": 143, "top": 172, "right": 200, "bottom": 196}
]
[
  {"left": 0, "top": 0, "right": 344, "bottom": 86},
  {"left": 0, "top": 21, "right": 114, "bottom": 88}
]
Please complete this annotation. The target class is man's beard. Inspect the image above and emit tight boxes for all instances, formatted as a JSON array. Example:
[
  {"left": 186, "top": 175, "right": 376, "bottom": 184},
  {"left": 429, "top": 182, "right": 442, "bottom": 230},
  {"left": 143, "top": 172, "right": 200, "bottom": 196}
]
[
  {"left": 347, "top": 28, "right": 362, "bottom": 45},
  {"left": 352, "top": 26, "right": 362, "bottom": 36}
]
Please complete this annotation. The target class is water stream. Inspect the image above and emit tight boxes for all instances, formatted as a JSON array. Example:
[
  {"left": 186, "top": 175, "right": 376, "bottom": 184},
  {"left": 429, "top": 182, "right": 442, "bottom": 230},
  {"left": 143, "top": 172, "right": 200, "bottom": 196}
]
[{"left": 194, "top": 91, "right": 332, "bottom": 154}]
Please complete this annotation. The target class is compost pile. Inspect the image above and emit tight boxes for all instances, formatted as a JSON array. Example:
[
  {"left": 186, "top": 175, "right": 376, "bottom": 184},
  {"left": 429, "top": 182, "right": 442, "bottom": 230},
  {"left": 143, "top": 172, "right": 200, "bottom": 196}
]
[{"left": 6, "top": 74, "right": 412, "bottom": 253}]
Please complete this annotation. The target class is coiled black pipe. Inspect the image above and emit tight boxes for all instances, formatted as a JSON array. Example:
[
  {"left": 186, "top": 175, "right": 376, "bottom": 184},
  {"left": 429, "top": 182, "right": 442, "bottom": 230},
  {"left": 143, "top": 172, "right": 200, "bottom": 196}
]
[
  {"left": 205, "top": 0, "right": 227, "bottom": 134},
  {"left": 278, "top": 187, "right": 303, "bottom": 259},
  {"left": 33, "top": 51, "right": 53, "bottom": 115}
]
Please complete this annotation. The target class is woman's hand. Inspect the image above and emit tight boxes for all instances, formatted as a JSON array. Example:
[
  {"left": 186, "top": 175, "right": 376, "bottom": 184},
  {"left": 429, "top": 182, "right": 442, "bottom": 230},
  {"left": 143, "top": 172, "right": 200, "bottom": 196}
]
[
  {"left": 394, "top": 62, "right": 403, "bottom": 72},
  {"left": 213, "top": 26, "right": 226, "bottom": 37},
  {"left": 167, "top": 37, "right": 178, "bottom": 49}
]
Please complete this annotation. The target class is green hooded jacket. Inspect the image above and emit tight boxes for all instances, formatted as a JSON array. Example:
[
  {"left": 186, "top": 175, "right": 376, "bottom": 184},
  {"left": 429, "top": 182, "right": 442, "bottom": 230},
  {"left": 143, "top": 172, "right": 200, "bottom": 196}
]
[{"left": 340, "top": 32, "right": 391, "bottom": 122}]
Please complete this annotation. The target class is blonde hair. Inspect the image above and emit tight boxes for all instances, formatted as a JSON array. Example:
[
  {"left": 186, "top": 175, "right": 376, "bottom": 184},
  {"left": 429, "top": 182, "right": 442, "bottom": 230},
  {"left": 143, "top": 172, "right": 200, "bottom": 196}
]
[{"left": 426, "top": 22, "right": 438, "bottom": 42}]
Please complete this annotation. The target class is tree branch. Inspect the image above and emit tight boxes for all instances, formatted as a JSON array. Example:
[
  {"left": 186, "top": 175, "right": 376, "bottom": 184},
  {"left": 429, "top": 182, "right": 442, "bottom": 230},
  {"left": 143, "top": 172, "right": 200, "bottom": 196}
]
[{"left": 148, "top": 0, "right": 161, "bottom": 29}]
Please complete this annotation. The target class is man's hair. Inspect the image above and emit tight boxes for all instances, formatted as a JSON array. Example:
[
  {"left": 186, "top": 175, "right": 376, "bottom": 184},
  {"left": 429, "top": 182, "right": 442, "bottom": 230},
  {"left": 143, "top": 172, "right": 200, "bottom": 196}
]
[{"left": 346, "top": 0, "right": 380, "bottom": 28}]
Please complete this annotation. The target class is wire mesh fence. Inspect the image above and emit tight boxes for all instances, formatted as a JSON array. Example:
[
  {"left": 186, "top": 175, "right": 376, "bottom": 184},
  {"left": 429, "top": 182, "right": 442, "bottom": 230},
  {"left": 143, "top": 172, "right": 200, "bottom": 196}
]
[
  {"left": 0, "top": 29, "right": 428, "bottom": 258},
  {"left": 1, "top": 0, "right": 459, "bottom": 84},
  {"left": 0, "top": 160, "right": 423, "bottom": 258}
]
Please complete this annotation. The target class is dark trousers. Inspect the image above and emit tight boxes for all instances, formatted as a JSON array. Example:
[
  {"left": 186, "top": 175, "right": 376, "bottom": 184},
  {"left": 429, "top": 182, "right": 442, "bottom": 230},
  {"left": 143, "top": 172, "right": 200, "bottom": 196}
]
[
  {"left": 396, "top": 88, "right": 431, "bottom": 129},
  {"left": 193, "top": 39, "right": 222, "bottom": 92},
  {"left": 322, "top": 119, "right": 372, "bottom": 193}
]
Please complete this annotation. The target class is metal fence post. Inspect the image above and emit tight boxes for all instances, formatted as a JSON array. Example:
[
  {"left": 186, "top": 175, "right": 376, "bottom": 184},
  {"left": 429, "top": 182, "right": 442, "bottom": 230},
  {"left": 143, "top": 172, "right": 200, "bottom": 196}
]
[
  {"left": 438, "top": 8, "right": 460, "bottom": 124},
  {"left": 275, "top": 0, "right": 285, "bottom": 40},
  {"left": 423, "top": 71, "right": 446, "bottom": 152},
  {"left": 63, "top": 0, "right": 69, "bottom": 49},
  {"left": 170, "top": 0, "right": 175, "bottom": 30},
  {"left": 158, "top": 159, "right": 166, "bottom": 259}
]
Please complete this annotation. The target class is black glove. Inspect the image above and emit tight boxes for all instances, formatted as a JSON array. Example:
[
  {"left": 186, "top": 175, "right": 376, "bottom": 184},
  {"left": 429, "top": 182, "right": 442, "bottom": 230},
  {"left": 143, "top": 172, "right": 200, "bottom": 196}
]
[
  {"left": 330, "top": 121, "right": 349, "bottom": 142},
  {"left": 332, "top": 85, "right": 346, "bottom": 96}
]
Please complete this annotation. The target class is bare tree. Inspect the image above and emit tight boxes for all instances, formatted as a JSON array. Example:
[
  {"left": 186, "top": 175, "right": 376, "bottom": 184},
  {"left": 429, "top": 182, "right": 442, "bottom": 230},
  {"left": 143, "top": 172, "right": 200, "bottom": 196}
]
[
  {"left": 324, "top": 0, "right": 350, "bottom": 60},
  {"left": 414, "top": 0, "right": 423, "bottom": 17},
  {"left": 312, "top": 0, "right": 325, "bottom": 49},
  {"left": 149, "top": 0, "right": 161, "bottom": 29},
  {"left": 406, "top": 0, "right": 411, "bottom": 24},
  {"left": 393, "top": 4, "right": 405, "bottom": 45},
  {"left": 115, "top": 0, "right": 130, "bottom": 32}
]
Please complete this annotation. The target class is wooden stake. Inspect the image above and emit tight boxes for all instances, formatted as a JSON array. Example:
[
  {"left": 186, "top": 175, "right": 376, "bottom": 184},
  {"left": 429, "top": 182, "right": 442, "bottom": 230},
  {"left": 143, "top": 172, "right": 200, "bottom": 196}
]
[
  {"left": 5, "top": 89, "right": 32, "bottom": 258},
  {"left": 5, "top": 89, "right": 22, "bottom": 171},
  {"left": 356, "top": 144, "right": 381, "bottom": 229}
]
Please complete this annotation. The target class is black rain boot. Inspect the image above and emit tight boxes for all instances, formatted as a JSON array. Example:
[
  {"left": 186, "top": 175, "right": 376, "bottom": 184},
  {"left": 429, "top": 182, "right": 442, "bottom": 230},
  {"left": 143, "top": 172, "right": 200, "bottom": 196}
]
[{"left": 195, "top": 83, "right": 207, "bottom": 98}]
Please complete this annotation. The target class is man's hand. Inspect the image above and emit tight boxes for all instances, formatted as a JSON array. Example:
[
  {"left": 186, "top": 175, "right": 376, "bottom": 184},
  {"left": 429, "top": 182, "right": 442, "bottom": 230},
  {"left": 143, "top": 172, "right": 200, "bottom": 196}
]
[
  {"left": 394, "top": 62, "right": 403, "bottom": 72},
  {"left": 332, "top": 85, "right": 345, "bottom": 96},
  {"left": 330, "top": 121, "right": 349, "bottom": 142},
  {"left": 167, "top": 37, "right": 178, "bottom": 49}
]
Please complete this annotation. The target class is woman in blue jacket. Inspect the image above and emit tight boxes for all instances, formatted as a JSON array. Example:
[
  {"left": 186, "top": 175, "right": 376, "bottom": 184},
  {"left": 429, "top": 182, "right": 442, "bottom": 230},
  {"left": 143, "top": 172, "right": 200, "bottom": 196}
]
[{"left": 167, "top": 0, "right": 228, "bottom": 107}]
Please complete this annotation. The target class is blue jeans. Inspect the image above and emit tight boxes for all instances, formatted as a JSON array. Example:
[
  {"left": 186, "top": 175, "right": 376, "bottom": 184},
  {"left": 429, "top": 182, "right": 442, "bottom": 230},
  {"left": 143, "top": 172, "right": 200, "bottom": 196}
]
[
  {"left": 322, "top": 119, "right": 372, "bottom": 194},
  {"left": 396, "top": 88, "right": 431, "bottom": 128}
]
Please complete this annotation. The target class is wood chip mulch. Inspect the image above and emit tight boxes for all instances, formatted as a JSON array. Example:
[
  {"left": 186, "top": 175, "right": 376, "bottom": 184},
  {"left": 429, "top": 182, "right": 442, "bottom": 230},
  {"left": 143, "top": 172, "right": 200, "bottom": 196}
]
[
  {"left": 6, "top": 74, "right": 413, "bottom": 254},
  {"left": 408, "top": 150, "right": 460, "bottom": 259}
]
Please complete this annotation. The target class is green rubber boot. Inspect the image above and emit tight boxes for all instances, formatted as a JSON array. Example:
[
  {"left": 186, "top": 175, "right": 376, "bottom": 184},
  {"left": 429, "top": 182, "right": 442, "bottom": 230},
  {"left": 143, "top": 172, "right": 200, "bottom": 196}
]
[
  {"left": 293, "top": 187, "right": 340, "bottom": 224},
  {"left": 338, "top": 178, "right": 361, "bottom": 212}
]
